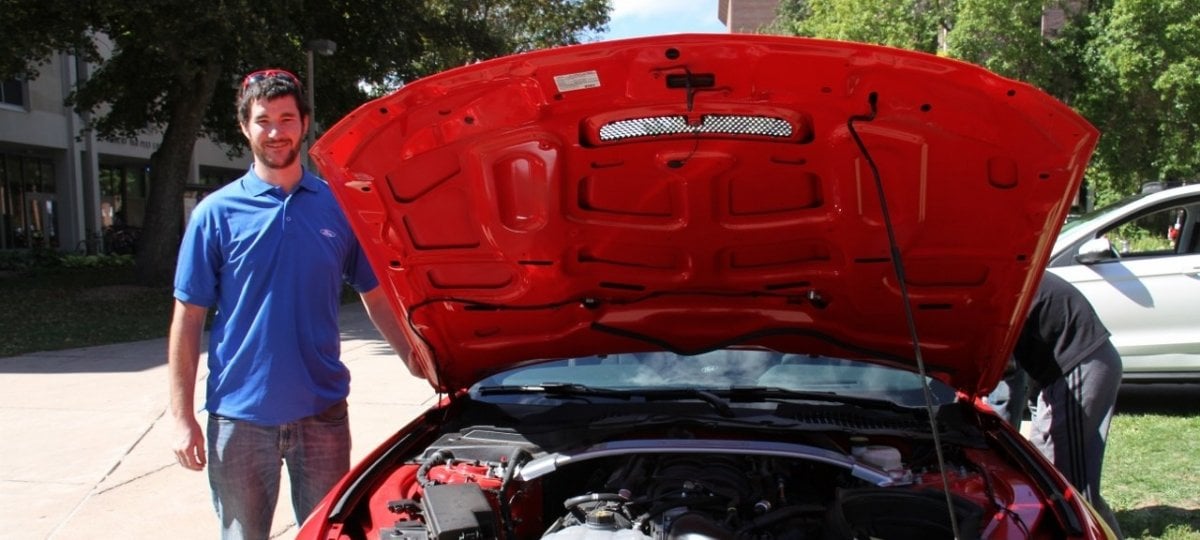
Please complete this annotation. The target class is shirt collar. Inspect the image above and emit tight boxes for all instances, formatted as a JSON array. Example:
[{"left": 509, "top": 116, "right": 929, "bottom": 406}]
[{"left": 242, "top": 165, "right": 324, "bottom": 196}]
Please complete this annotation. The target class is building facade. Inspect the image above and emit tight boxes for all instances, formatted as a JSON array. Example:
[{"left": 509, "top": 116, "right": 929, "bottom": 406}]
[
  {"left": 717, "top": 0, "right": 781, "bottom": 34},
  {"left": 0, "top": 52, "right": 245, "bottom": 254}
]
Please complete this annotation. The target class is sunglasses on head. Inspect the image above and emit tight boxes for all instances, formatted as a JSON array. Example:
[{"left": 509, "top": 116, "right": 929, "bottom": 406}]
[{"left": 241, "top": 69, "right": 301, "bottom": 90}]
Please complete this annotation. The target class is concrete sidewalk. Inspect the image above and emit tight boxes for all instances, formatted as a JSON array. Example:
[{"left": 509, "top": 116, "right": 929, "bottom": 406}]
[{"left": 0, "top": 302, "right": 436, "bottom": 539}]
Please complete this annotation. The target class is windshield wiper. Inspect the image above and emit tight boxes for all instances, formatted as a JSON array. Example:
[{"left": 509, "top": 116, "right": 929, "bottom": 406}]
[
  {"left": 723, "top": 386, "right": 924, "bottom": 413},
  {"left": 478, "top": 383, "right": 630, "bottom": 398},
  {"left": 636, "top": 388, "right": 735, "bottom": 417},
  {"left": 477, "top": 383, "right": 735, "bottom": 417}
]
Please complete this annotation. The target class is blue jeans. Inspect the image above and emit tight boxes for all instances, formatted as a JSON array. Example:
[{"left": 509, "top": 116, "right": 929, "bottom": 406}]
[{"left": 207, "top": 401, "right": 350, "bottom": 540}]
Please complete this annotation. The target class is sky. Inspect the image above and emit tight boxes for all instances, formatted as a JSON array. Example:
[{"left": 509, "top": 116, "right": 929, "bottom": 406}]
[{"left": 602, "top": 0, "right": 728, "bottom": 40}]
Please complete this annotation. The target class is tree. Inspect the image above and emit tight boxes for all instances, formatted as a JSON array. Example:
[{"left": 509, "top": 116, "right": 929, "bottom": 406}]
[
  {"left": 0, "top": 0, "right": 609, "bottom": 284},
  {"left": 1075, "top": 0, "right": 1200, "bottom": 200},
  {"left": 770, "top": 0, "right": 951, "bottom": 53},
  {"left": 771, "top": 0, "right": 1080, "bottom": 105},
  {"left": 945, "top": 0, "right": 1061, "bottom": 88}
]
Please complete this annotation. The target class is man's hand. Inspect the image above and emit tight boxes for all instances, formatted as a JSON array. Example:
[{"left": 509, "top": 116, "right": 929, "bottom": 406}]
[
  {"left": 168, "top": 299, "right": 209, "bottom": 470},
  {"left": 172, "top": 416, "right": 207, "bottom": 471}
]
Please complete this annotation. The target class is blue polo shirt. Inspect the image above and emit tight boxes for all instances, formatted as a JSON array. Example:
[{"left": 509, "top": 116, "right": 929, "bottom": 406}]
[{"left": 173, "top": 167, "right": 378, "bottom": 425}]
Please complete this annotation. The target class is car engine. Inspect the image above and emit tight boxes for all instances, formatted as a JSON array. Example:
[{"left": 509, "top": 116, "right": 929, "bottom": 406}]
[{"left": 370, "top": 430, "right": 987, "bottom": 540}]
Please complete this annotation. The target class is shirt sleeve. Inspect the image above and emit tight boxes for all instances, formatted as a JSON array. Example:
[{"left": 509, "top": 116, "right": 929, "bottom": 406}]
[
  {"left": 173, "top": 202, "right": 221, "bottom": 307},
  {"left": 344, "top": 239, "right": 379, "bottom": 293}
]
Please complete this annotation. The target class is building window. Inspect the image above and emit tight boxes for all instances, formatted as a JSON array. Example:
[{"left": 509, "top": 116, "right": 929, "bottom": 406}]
[
  {"left": 184, "top": 167, "right": 242, "bottom": 225},
  {"left": 97, "top": 164, "right": 149, "bottom": 255},
  {"left": 1, "top": 78, "right": 26, "bottom": 108},
  {"left": 99, "top": 164, "right": 149, "bottom": 228},
  {"left": 0, "top": 152, "right": 56, "bottom": 249}
]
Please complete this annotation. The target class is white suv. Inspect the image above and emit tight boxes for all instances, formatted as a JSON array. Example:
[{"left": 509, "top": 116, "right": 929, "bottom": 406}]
[{"left": 1048, "top": 183, "right": 1200, "bottom": 381}]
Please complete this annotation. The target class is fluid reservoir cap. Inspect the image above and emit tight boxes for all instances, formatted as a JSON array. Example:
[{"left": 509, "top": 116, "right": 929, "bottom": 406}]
[
  {"left": 859, "top": 445, "right": 902, "bottom": 471},
  {"left": 849, "top": 436, "right": 869, "bottom": 458},
  {"left": 586, "top": 509, "right": 619, "bottom": 530}
]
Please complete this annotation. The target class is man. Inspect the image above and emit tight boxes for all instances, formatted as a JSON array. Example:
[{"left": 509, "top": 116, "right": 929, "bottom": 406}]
[
  {"left": 168, "top": 68, "right": 418, "bottom": 539},
  {"left": 992, "top": 271, "right": 1123, "bottom": 537}
]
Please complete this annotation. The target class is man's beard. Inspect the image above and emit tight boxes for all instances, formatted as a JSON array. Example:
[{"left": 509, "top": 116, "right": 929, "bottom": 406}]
[{"left": 251, "top": 137, "right": 301, "bottom": 169}]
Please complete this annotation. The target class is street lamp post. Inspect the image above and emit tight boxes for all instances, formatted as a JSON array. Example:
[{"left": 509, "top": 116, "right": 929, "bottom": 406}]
[{"left": 305, "top": 39, "right": 337, "bottom": 167}]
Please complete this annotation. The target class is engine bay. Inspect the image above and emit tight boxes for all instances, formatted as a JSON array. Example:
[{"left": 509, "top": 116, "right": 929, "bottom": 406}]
[{"left": 340, "top": 421, "right": 1049, "bottom": 540}]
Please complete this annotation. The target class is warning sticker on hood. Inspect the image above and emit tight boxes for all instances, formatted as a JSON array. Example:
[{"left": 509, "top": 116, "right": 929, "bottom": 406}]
[{"left": 553, "top": 71, "right": 601, "bottom": 92}]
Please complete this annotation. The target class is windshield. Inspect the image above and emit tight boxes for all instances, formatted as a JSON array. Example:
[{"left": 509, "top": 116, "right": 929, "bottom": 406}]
[
  {"left": 1060, "top": 191, "right": 1153, "bottom": 234},
  {"left": 470, "top": 350, "right": 956, "bottom": 408}
]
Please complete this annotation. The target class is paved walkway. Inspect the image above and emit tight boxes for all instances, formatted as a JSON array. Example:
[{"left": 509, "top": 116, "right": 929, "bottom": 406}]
[{"left": 0, "top": 302, "right": 436, "bottom": 539}]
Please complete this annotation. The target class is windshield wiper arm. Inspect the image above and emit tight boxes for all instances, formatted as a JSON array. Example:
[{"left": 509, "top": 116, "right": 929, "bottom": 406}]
[
  {"left": 639, "top": 388, "right": 736, "bottom": 418},
  {"left": 477, "top": 384, "right": 735, "bottom": 417},
  {"left": 477, "top": 383, "right": 631, "bottom": 399},
  {"left": 724, "top": 386, "right": 925, "bottom": 413}
]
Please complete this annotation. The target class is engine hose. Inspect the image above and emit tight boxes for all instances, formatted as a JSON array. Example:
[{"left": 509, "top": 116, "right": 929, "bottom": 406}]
[
  {"left": 564, "top": 492, "right": 628, "bottom": 508},
  {"left": 415, "top": 449, "right": 453, "bottom": 488},
  {"left": 563, "top": 492, "right": 629, "bottom": 517},
  {"left": 636, "top": 493, "right": 725, "bottom": 524},
  {"left": 498, "top": 447, "right": 532, "bottom": 540}
]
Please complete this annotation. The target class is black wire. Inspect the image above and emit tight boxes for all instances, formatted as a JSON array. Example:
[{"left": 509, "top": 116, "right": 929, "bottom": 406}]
[
  {"left": 846, "top": 91, "right": 962, "bottom": 540},
  {"left": 415, "top": 449, "right": 453, "bottom": 487},
  {"left": 674, "top": 66, "right": 702, "bottom": 167},
  {"left": 498, "top": 447, "right": 532, "bottom": 540},
  {"left": 977, "top": 461, "right": 1030, "bottom": 536}
]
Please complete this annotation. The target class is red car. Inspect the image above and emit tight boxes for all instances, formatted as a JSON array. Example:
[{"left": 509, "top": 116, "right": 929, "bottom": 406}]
[{"left": 301, "top": 34, "right": 1114, "bottom": 540}]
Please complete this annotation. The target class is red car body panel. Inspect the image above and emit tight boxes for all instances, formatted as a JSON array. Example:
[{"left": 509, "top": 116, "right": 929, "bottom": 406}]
[
  {"left": 312, "top": 34, "right": 1096, "bottom": 396},
  {"left": 301, "top": 34, "right": 1112, "bottom": 540}
]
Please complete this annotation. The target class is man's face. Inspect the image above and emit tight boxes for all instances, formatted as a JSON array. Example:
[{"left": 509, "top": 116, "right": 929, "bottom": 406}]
[{"left": 241, "top": 95, "right": 308, "bottom": 170}]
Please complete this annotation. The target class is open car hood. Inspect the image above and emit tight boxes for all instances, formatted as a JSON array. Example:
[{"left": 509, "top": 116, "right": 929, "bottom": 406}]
[{"left": 312, "top": 34, "right": 1097, "bottom": 396}]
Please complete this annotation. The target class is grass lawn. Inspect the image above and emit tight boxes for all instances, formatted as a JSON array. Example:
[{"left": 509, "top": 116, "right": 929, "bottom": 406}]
[
  {"left": 1106, "top": 385, "right": 1200, "bottom": 539},
  {"left": 1, "top": 266, "right": 1197, "bottom": 539},
  {"left": 0, "top": 266, "right": 174, "bottom": 358}
]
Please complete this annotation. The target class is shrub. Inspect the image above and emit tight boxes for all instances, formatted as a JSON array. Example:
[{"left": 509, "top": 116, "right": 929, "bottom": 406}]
[
  {"left": 59, "top": 253, "right": 136, "bottom": 268},
  {"left": 0, "top": 249, "right": 134, "bottom": 273}
]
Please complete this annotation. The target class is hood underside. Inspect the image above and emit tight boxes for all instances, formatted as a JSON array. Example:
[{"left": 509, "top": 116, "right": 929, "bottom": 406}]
[{"left": 312, "top": 34, "right": 1098, "bottom": 394}]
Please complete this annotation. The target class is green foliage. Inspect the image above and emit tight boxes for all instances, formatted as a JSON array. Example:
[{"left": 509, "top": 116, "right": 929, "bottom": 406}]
[
  {"left": 59, "top": 253, "right": 135, "bottom": 269},
  {"left": 945, "top": 0, "right": 1061, "bottom": 88},
  {"left": 0, "top": 249, "right": 134, "bottom": 273},
  {"left": 1112, "top": 227, "right": 1173, "bottom": 254},
  {"left": 0, "top": 246, "right": 64, "bottom": 272},
  {"left": 772, "top": 0, "right": 947, "bottom": 52},
  {"left": 1, "top": 0, "right": 609, "bottom": 152},
  {"left": 1076, "top": 0, "right": 1200, "bottom": 200},
  {"left": 0, "top": 0, "right": 610, "bottom": 285},
  {"left": 0, "top": 0, "right": 99, "bottom": 79}
]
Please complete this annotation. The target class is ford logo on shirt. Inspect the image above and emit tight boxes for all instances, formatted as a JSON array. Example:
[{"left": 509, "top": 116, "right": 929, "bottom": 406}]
[{"left": 320, "top": 229, "right": 337, "bottom": 238}]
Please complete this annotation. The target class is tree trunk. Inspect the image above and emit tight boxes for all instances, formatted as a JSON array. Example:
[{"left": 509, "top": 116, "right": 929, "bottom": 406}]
[{"left": 135, "top": 61, "right": 224, "bottom": 286}]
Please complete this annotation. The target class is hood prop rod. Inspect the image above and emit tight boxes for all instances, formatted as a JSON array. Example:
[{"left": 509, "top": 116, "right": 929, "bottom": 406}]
[{"left": 848, "top": 91, "right": 962, "bottom": 540}]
